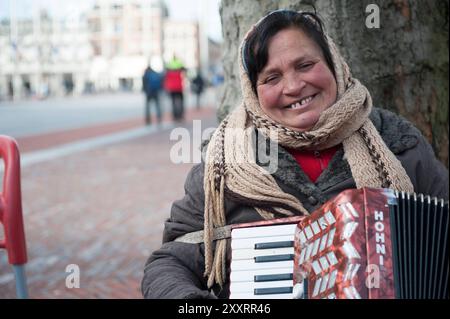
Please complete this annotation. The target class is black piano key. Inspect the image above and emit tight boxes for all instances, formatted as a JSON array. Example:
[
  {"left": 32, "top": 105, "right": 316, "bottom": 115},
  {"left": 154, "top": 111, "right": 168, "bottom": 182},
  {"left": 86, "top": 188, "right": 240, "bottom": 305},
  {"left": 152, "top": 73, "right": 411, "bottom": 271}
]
[
  {"left": 254, "top": 241, "right": 294, "bottom": 249},
  {"left": 254, "top": 273, "right": 293, "bottom": 282},
  {"left": 254, "top": 287, "right": 293, "bottom": 295},
  {"left": 254, "top": 254, "right": 294, "bottom": 263}
]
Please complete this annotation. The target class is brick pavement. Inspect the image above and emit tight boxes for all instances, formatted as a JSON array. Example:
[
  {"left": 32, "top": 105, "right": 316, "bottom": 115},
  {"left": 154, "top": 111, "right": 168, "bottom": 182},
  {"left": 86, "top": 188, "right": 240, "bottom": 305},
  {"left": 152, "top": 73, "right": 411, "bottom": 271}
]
[{"left": 0, "top": 106, "right": 218, "bottom": 298}]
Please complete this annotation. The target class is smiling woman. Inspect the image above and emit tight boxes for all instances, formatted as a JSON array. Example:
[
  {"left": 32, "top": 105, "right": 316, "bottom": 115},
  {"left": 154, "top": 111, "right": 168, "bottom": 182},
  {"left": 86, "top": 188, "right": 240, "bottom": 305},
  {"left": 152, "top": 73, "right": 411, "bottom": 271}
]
[
  {"left": 142, "top": 10, "right": 449, "bottom": 299},
  {"left": 255, "top": 27, "right": 337, "bottom": 132}
]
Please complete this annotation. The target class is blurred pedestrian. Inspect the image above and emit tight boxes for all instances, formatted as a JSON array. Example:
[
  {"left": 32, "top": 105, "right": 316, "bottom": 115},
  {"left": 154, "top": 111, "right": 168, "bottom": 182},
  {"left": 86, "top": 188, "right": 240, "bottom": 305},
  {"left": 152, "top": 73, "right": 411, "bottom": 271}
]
[
  {"left": 191, "top": 70, "right": 205, "bottom": 109},
  {"left": 164, "top": 56, "right": 185, "bottom": 121},
  {"left": 142, "top": 65, "right": 163, "bottom": 125}
]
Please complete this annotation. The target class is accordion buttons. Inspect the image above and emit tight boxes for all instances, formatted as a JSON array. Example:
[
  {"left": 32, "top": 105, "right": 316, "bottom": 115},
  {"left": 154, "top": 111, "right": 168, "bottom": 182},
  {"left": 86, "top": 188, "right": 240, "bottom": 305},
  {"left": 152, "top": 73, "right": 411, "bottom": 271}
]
[{"left": 308, "top": 196, "right": 318, "bottom": 206}]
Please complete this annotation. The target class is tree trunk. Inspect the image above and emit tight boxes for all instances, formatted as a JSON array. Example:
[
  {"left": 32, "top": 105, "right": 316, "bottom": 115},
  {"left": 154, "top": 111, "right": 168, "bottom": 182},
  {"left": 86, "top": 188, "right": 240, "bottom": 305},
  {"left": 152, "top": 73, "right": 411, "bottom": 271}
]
[{"left": 218, "top": 0, "right": 448, "bottom": 167}]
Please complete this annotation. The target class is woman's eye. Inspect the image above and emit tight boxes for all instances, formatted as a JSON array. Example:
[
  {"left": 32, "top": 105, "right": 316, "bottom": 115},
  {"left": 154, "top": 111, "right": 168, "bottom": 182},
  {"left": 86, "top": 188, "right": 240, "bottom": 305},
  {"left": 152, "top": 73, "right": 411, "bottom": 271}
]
[
  {"left": 263, "top": 76, "right": 277, "bottom": 84},
  {"left": 297, "top": 63, "right": 314, "bottom": 70}
]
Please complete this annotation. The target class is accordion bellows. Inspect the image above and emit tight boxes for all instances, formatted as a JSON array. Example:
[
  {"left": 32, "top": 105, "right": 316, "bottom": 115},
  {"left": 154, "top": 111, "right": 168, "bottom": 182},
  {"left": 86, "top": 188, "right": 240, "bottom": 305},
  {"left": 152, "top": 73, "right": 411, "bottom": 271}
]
[{"left": 228, "top": 188, "right": 449, "bottom": 299}]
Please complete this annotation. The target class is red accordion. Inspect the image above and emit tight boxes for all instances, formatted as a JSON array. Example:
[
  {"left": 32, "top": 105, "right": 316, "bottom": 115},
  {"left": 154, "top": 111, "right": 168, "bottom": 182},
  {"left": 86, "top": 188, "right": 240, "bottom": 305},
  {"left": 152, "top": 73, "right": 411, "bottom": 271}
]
[{"left": 229, "top": 188, "right": 449, "bottom": 299}]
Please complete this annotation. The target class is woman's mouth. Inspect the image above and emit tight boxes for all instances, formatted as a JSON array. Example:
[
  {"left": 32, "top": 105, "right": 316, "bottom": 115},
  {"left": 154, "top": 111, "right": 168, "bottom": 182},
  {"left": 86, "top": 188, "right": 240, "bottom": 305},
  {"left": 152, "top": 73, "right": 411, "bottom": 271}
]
[{"left": 285, "top": 94, "right": 317, "bottom": 110}]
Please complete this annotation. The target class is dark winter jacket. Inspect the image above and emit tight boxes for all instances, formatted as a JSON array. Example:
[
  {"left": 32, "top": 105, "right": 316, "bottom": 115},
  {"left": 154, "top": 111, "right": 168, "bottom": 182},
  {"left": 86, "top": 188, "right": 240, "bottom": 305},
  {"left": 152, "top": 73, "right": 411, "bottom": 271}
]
[
  {"left": 141, "top": 107, "right": 449, "bottom": 299},
  {"left": 143, "top": 69, "right": 163, "bottom": 95}
]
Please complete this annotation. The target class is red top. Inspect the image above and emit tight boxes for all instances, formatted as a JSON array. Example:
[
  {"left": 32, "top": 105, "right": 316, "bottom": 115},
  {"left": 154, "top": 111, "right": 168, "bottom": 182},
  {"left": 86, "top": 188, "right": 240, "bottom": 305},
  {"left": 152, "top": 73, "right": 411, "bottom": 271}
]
[
  {"left": 286, "top": 145, "right": 340, "bottom": 183},
  {"left": 163, "top": 69, "right": 183, "bottom": 92}
]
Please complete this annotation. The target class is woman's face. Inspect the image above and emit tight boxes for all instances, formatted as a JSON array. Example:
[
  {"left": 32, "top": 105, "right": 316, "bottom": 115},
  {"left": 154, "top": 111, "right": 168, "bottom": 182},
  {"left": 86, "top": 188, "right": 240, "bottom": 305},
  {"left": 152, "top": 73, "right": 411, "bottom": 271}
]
[{"left": 256, "top": 27, "right": 337, "bottom": 132}]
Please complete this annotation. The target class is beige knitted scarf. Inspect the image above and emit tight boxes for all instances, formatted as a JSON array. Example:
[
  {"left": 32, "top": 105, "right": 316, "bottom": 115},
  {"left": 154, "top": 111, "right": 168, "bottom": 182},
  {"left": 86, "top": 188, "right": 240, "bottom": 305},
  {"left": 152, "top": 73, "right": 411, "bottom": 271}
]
[{"left": 202, "top": 27, "right": 414, "bottom": 288}]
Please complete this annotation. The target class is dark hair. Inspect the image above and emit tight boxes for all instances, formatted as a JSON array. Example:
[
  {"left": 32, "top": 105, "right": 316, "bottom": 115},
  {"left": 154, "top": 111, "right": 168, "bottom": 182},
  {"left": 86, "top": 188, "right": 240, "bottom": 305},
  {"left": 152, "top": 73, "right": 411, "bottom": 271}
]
[{"left": 243, "top": 10, "right": 336, "bottom": 93}]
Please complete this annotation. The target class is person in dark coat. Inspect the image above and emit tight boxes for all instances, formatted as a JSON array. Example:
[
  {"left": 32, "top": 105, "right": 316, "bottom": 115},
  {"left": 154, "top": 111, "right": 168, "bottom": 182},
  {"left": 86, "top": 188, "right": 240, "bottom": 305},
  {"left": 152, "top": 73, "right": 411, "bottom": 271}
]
[
  {"left": 142, "top": 66, "right": 163, "bottom": 125},
  {"left": 142, "top": 10, "right": 449, "bottom": 299},
  {"left": 191, "top": 70, "right": 205, "bottom": 109}
]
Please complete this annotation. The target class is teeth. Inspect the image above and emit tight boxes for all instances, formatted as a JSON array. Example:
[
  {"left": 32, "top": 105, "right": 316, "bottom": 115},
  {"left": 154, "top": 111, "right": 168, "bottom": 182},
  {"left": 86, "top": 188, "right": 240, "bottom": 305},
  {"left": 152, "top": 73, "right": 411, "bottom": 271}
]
[
  {"left": 290, "top": 96, "right": 314, "bottom": 109},
  {"left": 300, "top": 96, "right": 313, "bottom": 105}
]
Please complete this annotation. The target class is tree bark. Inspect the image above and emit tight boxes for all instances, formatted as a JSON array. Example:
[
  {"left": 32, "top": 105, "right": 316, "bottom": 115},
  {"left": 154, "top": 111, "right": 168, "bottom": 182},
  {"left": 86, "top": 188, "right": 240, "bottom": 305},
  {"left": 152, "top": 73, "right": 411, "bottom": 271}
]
[{"left": 218, "top": 0, "right": 448, "bottom": 167}]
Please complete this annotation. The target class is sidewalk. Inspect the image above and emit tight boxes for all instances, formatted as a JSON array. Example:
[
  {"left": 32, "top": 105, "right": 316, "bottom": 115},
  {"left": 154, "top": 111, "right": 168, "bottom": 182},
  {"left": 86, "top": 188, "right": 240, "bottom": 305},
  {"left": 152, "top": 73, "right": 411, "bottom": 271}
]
[{"left": 0, "top": 106, "right": 218, "bottom": 298}]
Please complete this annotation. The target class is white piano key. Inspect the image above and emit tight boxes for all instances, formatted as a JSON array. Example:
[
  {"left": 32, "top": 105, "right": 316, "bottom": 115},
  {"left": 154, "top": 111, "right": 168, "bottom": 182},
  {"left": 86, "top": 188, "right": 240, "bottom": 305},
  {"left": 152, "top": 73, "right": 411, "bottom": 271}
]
[
  {"left": 232, "top": 224, "right": 297, "bottom": 239},
  {"left": 231, "top": 235, "right": 294, "bottom": 250},
  {"left": 231, "top": 259, "right": 293, "bottom": 271},
  {"left": 324, "top": 211, "right": 336, "bottom": 225},
  {"left": 319, "top": 232, "right": 329, "bottom": 252},
  {"left": 327, "top": 293, "right": 337, "bottom": 299},
  {"left": 230, "top": 280, "right": 293, "bottom": 293},
  {"left": 326, "top": 228, "right": 336, "bottom": 247},
  {"left": 311, "top": 221, "right": 320, "bottom": 235},
  {"left": 232, "top": 247, "right": 294, "bottom": 260},
  {"left": 230, "top": 267, "right": 293, "bottom": 282}
]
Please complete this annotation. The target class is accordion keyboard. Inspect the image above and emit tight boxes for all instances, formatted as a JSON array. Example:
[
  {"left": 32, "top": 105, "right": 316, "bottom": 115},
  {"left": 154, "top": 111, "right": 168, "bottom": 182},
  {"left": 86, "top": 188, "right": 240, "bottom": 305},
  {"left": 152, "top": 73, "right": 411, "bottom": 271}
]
[{"left": 229, "top": 223, "right": 297, "bottom": 299}]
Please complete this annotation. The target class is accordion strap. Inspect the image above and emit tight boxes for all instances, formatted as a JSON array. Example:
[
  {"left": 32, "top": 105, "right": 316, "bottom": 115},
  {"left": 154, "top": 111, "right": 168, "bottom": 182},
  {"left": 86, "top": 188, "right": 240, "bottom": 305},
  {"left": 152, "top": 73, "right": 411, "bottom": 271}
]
[{"left": 174, "top": 225, "right": 232, "bottom": 244}]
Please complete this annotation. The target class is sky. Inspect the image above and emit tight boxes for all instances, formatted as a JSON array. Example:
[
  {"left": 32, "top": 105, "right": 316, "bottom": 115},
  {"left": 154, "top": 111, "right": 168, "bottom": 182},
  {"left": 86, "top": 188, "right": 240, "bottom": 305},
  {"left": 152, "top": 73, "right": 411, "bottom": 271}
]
[{"left": 0, "top": 0, "right": 223, "bottom": 42}]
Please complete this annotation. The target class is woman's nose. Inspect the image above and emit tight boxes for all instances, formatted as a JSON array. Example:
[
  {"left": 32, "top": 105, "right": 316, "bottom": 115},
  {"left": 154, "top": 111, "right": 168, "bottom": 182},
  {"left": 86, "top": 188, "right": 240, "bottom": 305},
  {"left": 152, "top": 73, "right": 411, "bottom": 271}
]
[{"left": 282, "top": 74, "right": 305, "bottom": 96}]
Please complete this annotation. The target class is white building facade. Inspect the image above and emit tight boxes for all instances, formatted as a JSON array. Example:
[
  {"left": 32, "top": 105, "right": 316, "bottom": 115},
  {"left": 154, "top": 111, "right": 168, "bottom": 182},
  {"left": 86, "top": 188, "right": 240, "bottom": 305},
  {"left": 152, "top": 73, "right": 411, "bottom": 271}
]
[
  {"left": 0, "top": 0, "right": 222, "bottom": 101},
  {"left": 0, "top": 10, "right": 93, "bottom": 100},
  {"left": 86, "top": 0, "right": 167, "bottom": 92}
]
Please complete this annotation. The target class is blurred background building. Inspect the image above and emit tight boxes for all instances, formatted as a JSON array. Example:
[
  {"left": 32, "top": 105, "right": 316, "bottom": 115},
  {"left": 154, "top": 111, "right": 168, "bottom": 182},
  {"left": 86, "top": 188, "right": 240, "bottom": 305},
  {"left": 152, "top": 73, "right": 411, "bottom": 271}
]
[
  {"left": 0, "top": 7, "right": 93, "bottom": 100},
  {"left": 0, "top": 0, "right": 223, "bottom": 101},
  {"left": 86, "top": 0, "right": 167, "bottom": 92}
]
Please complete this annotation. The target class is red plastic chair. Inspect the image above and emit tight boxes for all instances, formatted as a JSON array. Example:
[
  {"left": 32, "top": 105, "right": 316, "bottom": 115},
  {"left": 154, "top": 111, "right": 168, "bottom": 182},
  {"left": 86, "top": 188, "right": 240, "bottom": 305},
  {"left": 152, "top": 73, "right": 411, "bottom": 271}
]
[{"left": 0, "top": 135, "right": 28, "bottom": 298}]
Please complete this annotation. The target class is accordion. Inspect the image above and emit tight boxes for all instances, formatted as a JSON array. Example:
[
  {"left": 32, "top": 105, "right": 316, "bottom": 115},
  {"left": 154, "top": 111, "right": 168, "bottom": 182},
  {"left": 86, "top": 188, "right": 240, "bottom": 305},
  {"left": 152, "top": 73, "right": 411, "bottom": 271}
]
[{"left": 228, "top": 188, "right": 449, "bottom": 299}]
